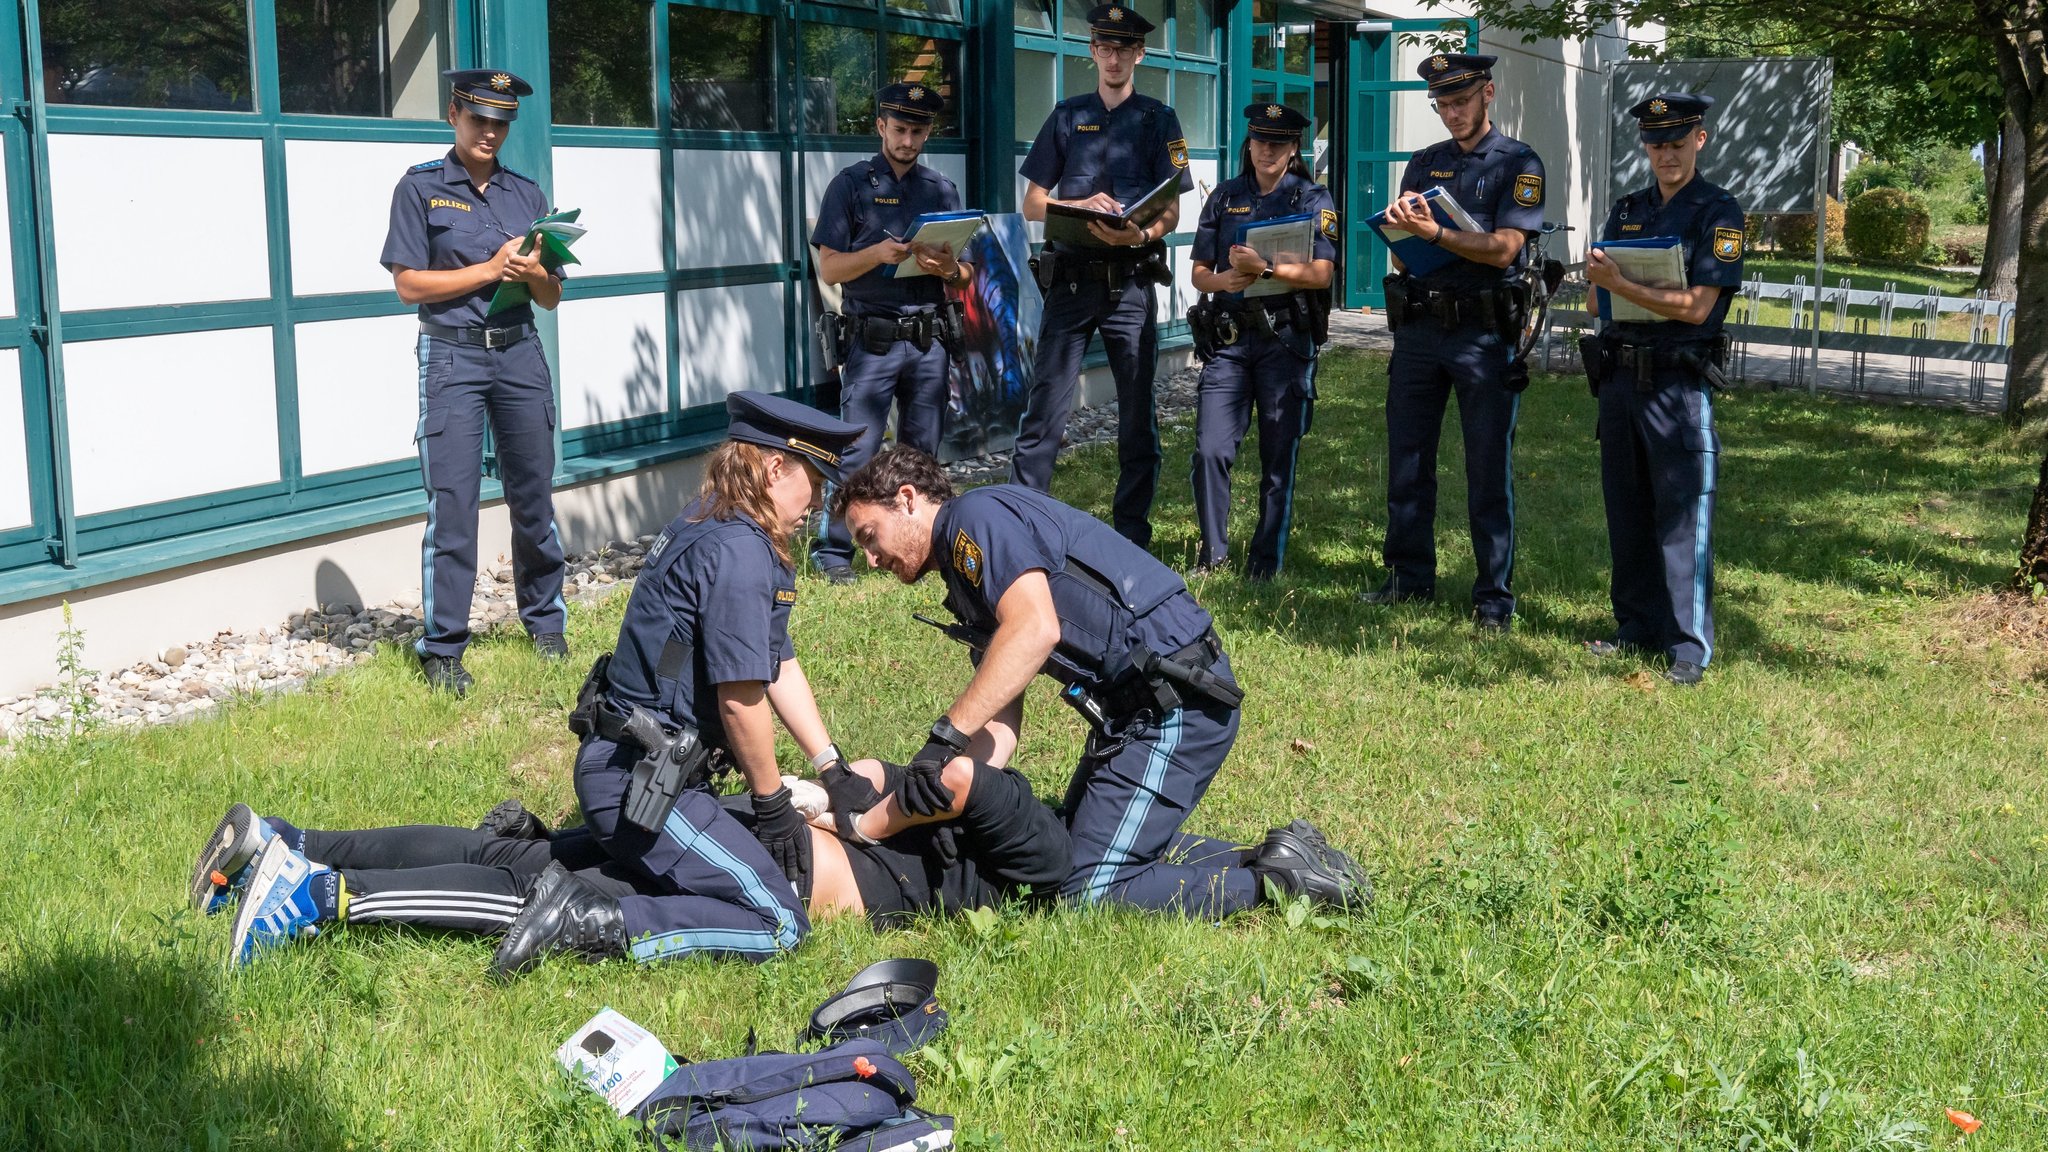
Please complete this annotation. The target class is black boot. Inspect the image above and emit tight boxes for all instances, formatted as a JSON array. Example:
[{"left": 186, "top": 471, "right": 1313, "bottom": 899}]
[
  {"left": 491, "top": 862, "right": 627, "bottom": 979},
  {"left": 476, "top": 798, "right": 550, "bottom": 841},
  {"left": 1250, "top": 820, "right": 1373, "bottom": 910}
]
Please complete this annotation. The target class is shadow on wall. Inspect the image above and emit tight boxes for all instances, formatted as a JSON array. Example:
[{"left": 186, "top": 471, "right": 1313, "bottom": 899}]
[
  {"left": 313, "top": 558, "right": 365, "bottom": 613},
  {"left": 1609, "top": 59, "right": 1829, "bottom": 216},
  {"left": 1487, "top": 45, "right": 1574, "bottom": 239}
]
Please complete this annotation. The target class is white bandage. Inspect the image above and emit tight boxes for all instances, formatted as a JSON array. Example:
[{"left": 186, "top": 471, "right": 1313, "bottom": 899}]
[{"left": 781, "top": 775, "right": 830, "bottom": 820}]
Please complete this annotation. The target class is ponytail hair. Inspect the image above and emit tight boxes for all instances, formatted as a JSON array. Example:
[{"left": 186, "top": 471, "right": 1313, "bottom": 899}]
[{"left": 688, "top": 441, "right": 804, "bottom": 567}]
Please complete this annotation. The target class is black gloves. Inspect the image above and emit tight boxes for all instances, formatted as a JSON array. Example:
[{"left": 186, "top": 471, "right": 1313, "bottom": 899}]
[
  {"left": 819, "top": 763, "right": 884, "bottom": 816},
  {"left": 910, "top": 715, "right": 971, "bottom": 773},
  {"left": 751, "top": 786, "right": 811, "bottom": 886},
  {"left": 899, "top": 760, "right": 957, "bottom": 817}
]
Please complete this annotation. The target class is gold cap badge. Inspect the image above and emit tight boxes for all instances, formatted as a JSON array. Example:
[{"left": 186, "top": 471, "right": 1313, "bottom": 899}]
[
  {"left": 908, "top": 86, "right": 925, "bottom": 100},
  {"left": 1107, "top": 6, "right": 1124, "bottom": 19},
  {"left": 490, "top": 73, "right": 512, "bottom": 92},
  {"left": 1431, "top": 55, "right": 1449, "bottom": 71},
  {"left": 1648, "top": 98, "right": 1668, "bottom": 115},
  {"left": 1266, "top": 104, "right": 1283, "bottom": 118}
]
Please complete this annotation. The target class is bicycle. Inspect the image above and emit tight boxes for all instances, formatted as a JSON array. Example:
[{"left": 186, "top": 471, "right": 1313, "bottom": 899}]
[{"left": 1511, "top": 221, "right": 1574, "bottom": 364}]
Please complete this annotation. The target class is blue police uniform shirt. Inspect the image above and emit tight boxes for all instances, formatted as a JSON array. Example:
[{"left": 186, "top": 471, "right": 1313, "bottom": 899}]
[
  {"left": 1191, "top": 170, "right": 1338, "bottom": 301},
  {"left": 380, "top": 150, "right": 555, "bottom": 327},
  {"left": 1019, "top": 92, "right": 1193, "bottom": 250},
  {"left": 1397, "top": 126, "right": 1546, "bottom": 290},
  {"left": 932, "top": 485, "right": 1214, "bottom": 688},
  {"left": 1600, "top": 173, "right": 1746, "bottom": 343},
  {"left": 809, "top": 155, "right": 964, "bottom": 315},
  {"left": 604, "top": 500, "right": 797, "bottom": 749}
]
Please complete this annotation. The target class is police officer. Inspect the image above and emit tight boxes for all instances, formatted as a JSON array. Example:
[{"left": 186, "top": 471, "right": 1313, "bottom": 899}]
[
  {"left": 381, "top": 69, "right": 568, "bottom": 696},
  {"left": 811, "top": 82, "right": 973, "bottom": 585},
  {"left": 1011, "top": 3, "right": 1193, "bottom": 547},
  {"left": 1188, "top": 103, "right": 1338, "bottom": 580},
  {"left": 1367, "top": 53, "right": 1545, "bottom": 631},
  {"left": 1583, "top": 94, "right": 1742, "bottom": 686},
  {"left": 832, "top": 446, "right": 1370, "bottom": 916},
  {"left": 494, "top": 392, "right": 866, "bottom": 971}
]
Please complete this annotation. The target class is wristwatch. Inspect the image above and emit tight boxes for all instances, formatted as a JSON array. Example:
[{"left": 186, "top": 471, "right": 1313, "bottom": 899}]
[{"left": 1258, "top": 265, "right": 1275, "bottom": 281}]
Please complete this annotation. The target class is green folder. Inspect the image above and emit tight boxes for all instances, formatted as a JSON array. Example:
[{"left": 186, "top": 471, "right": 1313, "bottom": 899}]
[{"left": 487, "top": 208, "right": 585, "bottom": 316}]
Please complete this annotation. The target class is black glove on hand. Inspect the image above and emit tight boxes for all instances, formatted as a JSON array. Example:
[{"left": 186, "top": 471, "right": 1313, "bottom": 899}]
[
  {"left": 898, "top": 759, "right": 957, "bottom": 817},
  {"left": 819, "top": 764, "right": 884, "bottom": 816},
  {"left": 751, "top": 787, "right": 811, "bottom": 886},
  {"left": 911, "top": 716, "right": 971, "bottom": 773}
]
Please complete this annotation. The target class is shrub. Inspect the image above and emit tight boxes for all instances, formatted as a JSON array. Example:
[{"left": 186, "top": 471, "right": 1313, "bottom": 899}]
[
  {"left": 1844, "top": 187, "right": 1931, "bottom": 263},
  {"left": 1775, "top": 196, "right": 1844, "bottom": 257}
]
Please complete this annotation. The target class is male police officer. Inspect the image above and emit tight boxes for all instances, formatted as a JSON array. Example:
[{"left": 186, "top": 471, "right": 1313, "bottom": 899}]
[
  {"left": 1582, "top": 94, "right": 1743, "bottom": 686},
  {"left": 832, "top": 446, "right": 1370, "bottom": 917},
  {"left": 811, "top": 82, "right": 974, "bottom": 585},
  {"left": 1367, "top": 53, "right": 1545, "bottom": 631},
  {"left": 382, "top": 69, "right": 567, "bottom": 695},
  {"left": 1011, "top": 4, "right": 1193, "bottom": 547}
]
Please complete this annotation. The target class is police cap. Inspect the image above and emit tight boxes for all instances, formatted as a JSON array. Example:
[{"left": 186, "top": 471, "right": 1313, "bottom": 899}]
[
  {"left": 725, "top": 391, "right": 867, "bottom": 484},
  {"left": 1086, "top": 4, "right": 1155, "bottom": 45},
  {"left": 1417, "top": 52, "right": 1496, "bottom": 95},
  {"left": 804, "top": 957, "right": 948, "bottom": 1057},
  {"left": 877, "top": 81, "right": 946, "bottom": 125},
  {"left": 1243, "top": 102, "right": 1311, "bottom": 140},
  {"left": 1629, "top": 92, "right": 1714, "bottom": 143},
  {"left": 442, "top": 68, "right": 531, "bottom": 122}
]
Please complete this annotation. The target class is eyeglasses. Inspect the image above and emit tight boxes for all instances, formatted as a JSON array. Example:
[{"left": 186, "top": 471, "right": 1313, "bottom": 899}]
[
  {"left": 1428, "top": 89, "right": 1486, "bottom": 114},
  {"left": 1089, "top": 40, "right": 1144, "bottom": 59}
]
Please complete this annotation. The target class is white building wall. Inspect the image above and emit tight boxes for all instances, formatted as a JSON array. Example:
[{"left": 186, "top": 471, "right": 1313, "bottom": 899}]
[
  {"left": 286, "top": 139, "right": 444, "bottom": 295},
  {"left": 0, "top": 351, "right": 28, "bottom": 531},
  {"left": 295, "top": 314, "right": 424, "bottom": 475}
]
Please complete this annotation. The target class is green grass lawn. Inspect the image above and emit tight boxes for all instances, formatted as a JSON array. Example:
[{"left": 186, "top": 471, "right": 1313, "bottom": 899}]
[
  {"left": 5, "top": 349, "right": 2046, "bottom": 1150},
  {"left": 1734, "top": 259, "right": 1993, "bottom": 343}
]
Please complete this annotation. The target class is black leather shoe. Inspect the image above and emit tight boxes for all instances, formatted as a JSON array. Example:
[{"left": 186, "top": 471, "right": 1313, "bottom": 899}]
[
  {"left": 1250, "top": 820, "right": 1373, "bottom": 911},
  {"left": 420, "top": 653, "right": 473, "bottom": 697},
  {"left": 533, "top": 632, "right": 570, "bottom": 661},
  {"left": 1665, "top": 660, "right": 1705, "bottom": 686},
  {"left": 1474, "top": 607, "right": 1513, "bottom": 633},
  {"left": 1359, "top": 579, "right": 1434, "bottom": 605},
  {"left": 477, "top": 799, "right": 550, "bottom": 841},
  {"left": 491, "top": 862, "right": 627, "bottom": 980},
  {"left": 822, "top": 565, "right": 858, "bottom": 587}
]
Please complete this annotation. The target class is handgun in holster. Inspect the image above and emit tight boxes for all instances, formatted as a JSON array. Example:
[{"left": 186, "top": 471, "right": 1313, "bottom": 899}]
[
  {"left": 1137, "top": 241, "right": 1172, "bottom": 287},
  {"left": 1382, "top": 274, "right": 1412, "bottom": 332},
  {"left": 814, "top": 312, "right": 849, "bottom": 374},
  {"left": 567, "top": 652, "right": 614, "bottom": 738},
  {"left": 1186, "top": 297, "right": 1221, "bottom": 362},
  {"left": 937, "top": 299, "right": 967, "bottom": 362},
  {"left": 1578, "top": 334, "right": 1608, "bottom": 398},
  {"left": 1029, "top": 252, "right": 1059, "bottom": 293},
  {"left": 1677, "top": 336, "right": 1732, "bottom": 391},
  {"left": 620, "top": 705, "right": 709, "bottom": 832}
]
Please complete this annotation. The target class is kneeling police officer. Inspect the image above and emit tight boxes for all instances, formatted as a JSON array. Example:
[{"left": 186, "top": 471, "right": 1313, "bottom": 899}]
[{"left": 1187, "top": 103, "right": 1337, "bottom": 580}]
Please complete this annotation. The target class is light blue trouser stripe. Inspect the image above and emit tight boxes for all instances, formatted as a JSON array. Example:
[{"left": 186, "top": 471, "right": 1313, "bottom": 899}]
[
  {"left": 1271, "top": 354, "right": 1315, "bottom": 570},
  {"left": 546, "top": 517, "right": 567, "bottom": 617},
  {"left": 662, "top": 807, "right": 803, "bottom": 950},
  {"left": 414, "top": 333, "right": 437, "bottom": 657},
  {"left": 1083, "top": 709, "right": 1183, "bottom": 902},
  {"left": 1693, "top": 389, "right": 1715, "bottom": 666},
  {"left": 1504, "top": 390, "right": 1520, "bottom": 590},
  {"left": 630, "top": 927, "right": 784, "bottom": 961}
]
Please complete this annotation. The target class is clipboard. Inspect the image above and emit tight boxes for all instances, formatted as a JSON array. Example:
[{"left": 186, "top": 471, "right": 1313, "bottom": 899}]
[
  {"left": 1044, "top": 172, "right": 1183, "bottom": 248},
  {"left": 889, "top": 211, "right": 989, "bottom": 278},
  {"left": 1366, "top": 187, "right": 1481, "bottom": 278},
  {"left": 1233, "top": 212, "right": 1315, "bottom": 299},
  {"left": 1591, "top": 236, "right": 1686, "bottom": 323}
]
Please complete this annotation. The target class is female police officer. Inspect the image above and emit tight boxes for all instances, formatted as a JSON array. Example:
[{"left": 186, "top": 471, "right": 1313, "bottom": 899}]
[
  {"left": 1188, "top": 104, "right": 1337, "bottom": 580},
  {"left": 381, "top": 69, "right": 568, "bottom": 697}
]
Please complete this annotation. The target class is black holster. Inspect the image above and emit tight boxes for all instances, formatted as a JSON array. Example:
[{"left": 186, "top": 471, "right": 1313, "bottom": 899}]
[
  {"left": 567, "top": 653, "right": 614, "bottom": 738},
  {"left": 1030, "top": 253, "right": 1058, "bottom": 292},
  {"left": 1382, "top": 274, "right": 1411, "bottom": 332},
  {"left": 1579, "top": 334, "right": 1609, "bottom": 397},
  {"left": 618, "top": 706, "right": 709, "bottom": 832},
  {"left": 1304, "top": 289, "right": 1332, "bottom": 346},
  {"left": 937, "top": 299, "right": 967, "bottom": 361},
  {"left": 1136, "top": 241, "right": 1172, "bottom": 287},
  {"left": 814, "top": 313, "right": 849, "bottom": 374},
  {"left": 1187, "top": 296, "right": 1223, "bottom": 362}
]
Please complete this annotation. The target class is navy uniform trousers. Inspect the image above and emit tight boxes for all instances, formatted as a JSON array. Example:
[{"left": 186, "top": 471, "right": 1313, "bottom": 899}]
[
  {"left": 1598, "top": 362, "right": 1718, "bottom": 666},
  {"left": 1191, "top": 328, "right": 1315, "bottom": 577},
  {"left": 1010, "top": 274, "right": 1161, "bottom": 546},
  {"left": 816, "top": 328, "right": 948, "bottom": 570},
  {"left": 414, "top": 332, "right": 567, "bottom": 657},
  {"left": 1383, "top": 314, "right": 1519, "bottom": 610},
  {"left": 1059, "top": 653, "right": 1261, "bottom": 918},
  {"left": 572, "top": 736, "right": 808, "bottom": 962}
]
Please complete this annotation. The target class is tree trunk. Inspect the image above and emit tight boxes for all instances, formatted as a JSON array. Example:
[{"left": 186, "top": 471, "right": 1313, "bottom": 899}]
[
  {"left": 1979, "top": 114, "right": 2023, "bottom": 299},
  {"left": 2000, "top": 81, "right": 2047, "bottom": 432},
  {"left": 2018, "top": 451, "right": 2048, "bottom": 590}
]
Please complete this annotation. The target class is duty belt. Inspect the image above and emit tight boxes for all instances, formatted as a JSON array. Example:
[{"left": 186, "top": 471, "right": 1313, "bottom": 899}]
[
  {"left": 1403, "top": 284, "right": 1502, "bottom": 329},
  {"left": 1610, "top": 336, "right": 1730, "bottom": 391},
  {"left": 420, "top": 321, "right": 533, "bottom": 350},
  {"left": 854, "top": 309, "right": 939, "bottom": 350}
]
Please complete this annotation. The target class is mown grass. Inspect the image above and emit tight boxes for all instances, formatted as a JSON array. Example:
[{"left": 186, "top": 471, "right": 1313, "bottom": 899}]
[{"left": 4, "top": 349, "right": 2046, "bottom": 1150}]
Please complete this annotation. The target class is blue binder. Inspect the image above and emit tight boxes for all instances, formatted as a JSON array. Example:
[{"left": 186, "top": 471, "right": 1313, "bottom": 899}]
[
  {"left": 1589, "top": 236, "right": 1684, "bottom": 321},
  {"left": 1366, "top": 188, "right": 1474, "bottom": 278}
]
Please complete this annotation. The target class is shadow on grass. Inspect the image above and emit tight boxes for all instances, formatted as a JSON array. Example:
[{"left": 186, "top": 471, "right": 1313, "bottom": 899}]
[
  {"left": 0, "top": 935, "right": 339, "bottom": 1149},
  {"left": 1044, "top": 349, "right": 2020, "bottom": 680}
]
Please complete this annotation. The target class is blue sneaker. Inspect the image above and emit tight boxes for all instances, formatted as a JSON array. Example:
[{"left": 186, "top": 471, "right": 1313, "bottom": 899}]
[
  {"left": 189, "top": 803, "right": 276, "bottom": 915},
  {"left": 228, "top": 838, "right": 334, "bottom": 966}
]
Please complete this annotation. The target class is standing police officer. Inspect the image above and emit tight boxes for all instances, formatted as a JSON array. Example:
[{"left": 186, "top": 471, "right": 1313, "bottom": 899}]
[
  {"left": 1188, "top": 103, "right": 1338, "bottom": 580},
  {"left": 1582, "top": 94, "right": 1742, "bottom": 686},
  {"left": 1011, "top": 4, "right": 1193, "bottom": 547},
  {"left": 832, "top": 446, "right": 1370, "bottom": 916},
  {"left": 811, "top": 82, "right": 973, "bottom": 586},
  {"left": 1367, "top": 53, "right": 1545, "bottom": 631},
  {"left": 381, "top": 69, "right": 568, "bottom": 696}
]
